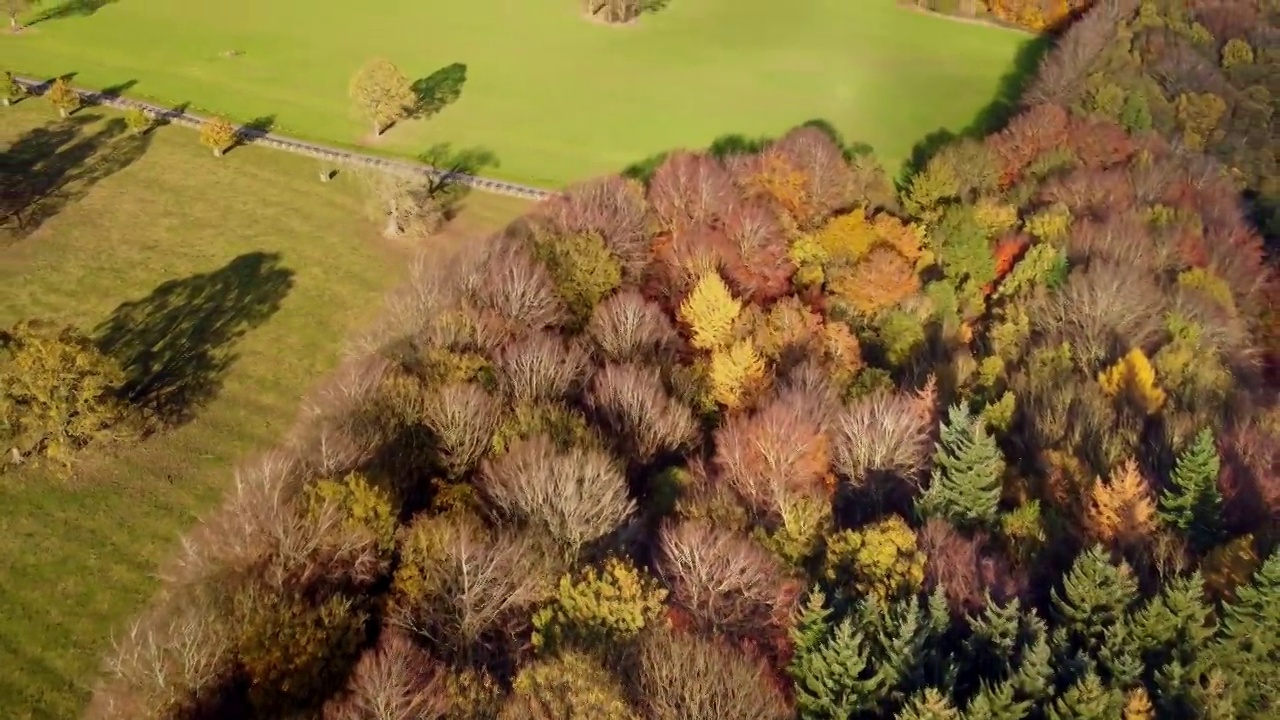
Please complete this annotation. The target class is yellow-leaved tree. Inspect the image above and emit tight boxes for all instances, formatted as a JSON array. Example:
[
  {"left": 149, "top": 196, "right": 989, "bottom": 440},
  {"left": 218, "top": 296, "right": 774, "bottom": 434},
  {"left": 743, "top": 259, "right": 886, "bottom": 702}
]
[
  {"left": 709, "top": 339, "right": 765, "bottom": 408},
  {"left": 1123, "top": 687, "right": 1153, "bottom": 720},
  {"left": 679, "top": 271, "right": 741, "bottom": 351},
  {"left": 1098, "top": 348, "right": 1167, "bottom": 415},
  {"left": 1084, "top": 459, "right": 1157, "bottom": 547}
]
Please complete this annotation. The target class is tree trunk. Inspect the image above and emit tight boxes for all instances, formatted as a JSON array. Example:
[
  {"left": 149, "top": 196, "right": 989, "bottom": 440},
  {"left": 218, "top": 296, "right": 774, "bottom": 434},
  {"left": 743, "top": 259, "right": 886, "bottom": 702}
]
[
  {"left": 213, "top": 147, "right": 222, "bottom": 158},
  {"left": 2, "top": 98, "right": 9, "bottom": 107},
  {"left": 9, "top": 13, "right": 17, "bottom": 32},
  {"left": 58, "top": 108, "right": 68, "bottom": 118}
]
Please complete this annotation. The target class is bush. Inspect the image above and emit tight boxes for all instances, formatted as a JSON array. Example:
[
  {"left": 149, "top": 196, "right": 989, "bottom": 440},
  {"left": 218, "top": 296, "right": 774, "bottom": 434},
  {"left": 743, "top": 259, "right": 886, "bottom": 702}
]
[
  {"left": 124, "top": 107, "right": 151, "bottom": 134},
  {"left": 0, "top": 319, "right": 126, "bottom": 466},
  {"left": 199, "top": 116, "right": 237, "bottom": 157}
]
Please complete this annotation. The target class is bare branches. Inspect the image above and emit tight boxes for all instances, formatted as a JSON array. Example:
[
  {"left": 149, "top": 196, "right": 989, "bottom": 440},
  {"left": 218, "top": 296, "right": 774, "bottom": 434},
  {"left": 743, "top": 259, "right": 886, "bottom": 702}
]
[
  {"left": 495, "top": 332, "right": 590, "bottom": 403},
  {"left": 658, "top": 520, "right": 797, "bottom": 635},
  {"left": 479, "top": 435, "right": 635, "bottom": 556},
  {"left": 419, "top": 383, "right": 501, "bottom": 478},
  {"left": 635, "top": 627, "right": 792, "bottom": 720},
  {"left": 1041, "top": 262, "right": 1166, "bottom": 370},
  {"left": 390, "top": 514, "right": 556, "bottom": 660},
  {"left": 713, "top": 393, "right": 831, "bottom": 518},
  {"left": 540, "top": 176, "right": 653, "bottom": 280},
  {"left": 323, "top": 629, "right": 450, "bottom": 720},
  {"left": 831, "top": 390, "right": 935, "bottom": 487},
  {"left": 469, "top": 238, "right": 568, "bottom": 338},
  {"left": 648, "top": 152, "right": 735, "bottom": 231},
  {"left": 585, "top": 291, "right": 679, "bottom": 363},
  {"left": 586, "top": 363, "right": 698, "bottom": 462}
]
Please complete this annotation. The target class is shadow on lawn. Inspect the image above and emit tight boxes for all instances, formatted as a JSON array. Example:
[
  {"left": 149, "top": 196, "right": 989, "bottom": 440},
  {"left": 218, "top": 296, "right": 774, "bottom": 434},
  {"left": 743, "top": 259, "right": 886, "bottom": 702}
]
[
  {"left": 95, "top": 252, "right": 296, "bottom": 426},
  {"left": 0, "top": 113, "right": 153, "bottom": 239},
  {"left": 411, "top": 62, "right": 467, "bottom": 119},
  {"left": 30, "top": 0, "right": 120, "bottom": 26}
]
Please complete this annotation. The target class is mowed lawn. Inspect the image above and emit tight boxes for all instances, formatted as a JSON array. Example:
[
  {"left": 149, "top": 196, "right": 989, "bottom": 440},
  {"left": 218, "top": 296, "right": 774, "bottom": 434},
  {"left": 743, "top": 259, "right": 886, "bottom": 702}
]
[
  {"left": 0, "top": 0, "right": 1033, "bottom": 187},
  {"left": 0, "top": 100, "right": 528, "bottom": 720}
]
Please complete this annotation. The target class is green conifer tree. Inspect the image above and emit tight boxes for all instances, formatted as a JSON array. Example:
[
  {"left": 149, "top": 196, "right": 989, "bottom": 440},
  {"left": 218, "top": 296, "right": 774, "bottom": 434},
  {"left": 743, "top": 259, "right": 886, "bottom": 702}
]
[
  {"left": 918, "top": 404, "right": 1004, "bottom": 529},
  {"left": 897, "top": 688, "right": 960, "bottom": 720},
  {"left": 1132, "top": 572, "right": 1215, "bottom": 716},
  {"left": 1210, "top": 551, "right": 1280, "bottom": 716},
  {"left": 1157, "top": 428, "right": 1223, "bottom": 550},
  {"left": 1050, "top": 547, "right": 1139, "bottom": 685},
  {"left": 1045, "top": 672, "right": 1125, "bottom": 720},
  {"left": 788, "top": 591, "right": 881, "bottom": 718}
]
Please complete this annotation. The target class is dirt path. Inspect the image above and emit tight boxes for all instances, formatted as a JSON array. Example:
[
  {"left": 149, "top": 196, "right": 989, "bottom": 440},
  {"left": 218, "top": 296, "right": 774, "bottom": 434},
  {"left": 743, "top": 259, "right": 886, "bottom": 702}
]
[{"left": 13, "top": 77, "right": 559, "bottom": 201}]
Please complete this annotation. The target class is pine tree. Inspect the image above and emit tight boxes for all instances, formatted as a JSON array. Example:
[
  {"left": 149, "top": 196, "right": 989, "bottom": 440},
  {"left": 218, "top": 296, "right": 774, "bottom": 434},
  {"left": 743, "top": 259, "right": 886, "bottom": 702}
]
[
  {"left": 1050, "top": 547, "right": 1139, "bottom": 684},
  {"left": 1085, "top": 459, "right": 1157, "bottom": 549},
  {"left": 1210, "top": 550, "right": 1280, "bottom": 716},
  {"left": 1131, "top": 572, "right": 1215, "bottom": 716},
  {"left": 788, "top": 591, "right": 882, "bottom": 718},
  {"left": 1045, "top": 671, "right": 1125, "bottom": 720},
  {"left": 961, "top": 598, "right": 1053, "bottom": 717},
  {"left": 1158, "top": 429, "right": 1223, "bottom": 551},
  {"left": 897, "top": 688, "right": 960, "bottom": 720},
  {"left": 918, "top": 404, "right": 1004, "bottom": 529}
]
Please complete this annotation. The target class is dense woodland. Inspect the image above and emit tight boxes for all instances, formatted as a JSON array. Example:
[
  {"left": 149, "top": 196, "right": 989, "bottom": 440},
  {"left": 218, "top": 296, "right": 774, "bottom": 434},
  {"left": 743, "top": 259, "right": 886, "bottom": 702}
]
[{"left": 2, "top": 1, "right": 1278, "bottom": 719}]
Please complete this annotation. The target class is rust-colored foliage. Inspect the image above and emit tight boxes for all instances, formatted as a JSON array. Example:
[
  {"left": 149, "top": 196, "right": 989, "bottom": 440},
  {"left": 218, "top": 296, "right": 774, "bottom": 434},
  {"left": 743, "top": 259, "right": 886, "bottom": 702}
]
[
  {"left": 828, "top": 247, "right": 921, "bottom": 316},
  {"left": 1084, "top": 459, "right": 1158, "bottom": 549},
  {"left": 988, "top": 103, "right": 1072, "bottom": 187},
  {"left": 984, "top": 234, "right": 1031, "bottom": 296},
  {"left": 713, "top": 392, "right": 831, "bottom": 517},
  {"left": 649, "top": 152, "right": 735, "bottom": 231},
  {"left": 739, "top": 149, "right": 817, "bottom": 229},
  {"left": 870, "top": 213, "right": 925, "bottom": 264},
  {"left": 1038, "top": 168, "right": 1136, "bottom": 216},
  {"left": 646, "top": 227, "right": 728, "bottom": 311},
  {"left": 1065, "top": 118, "right": 1136, "bottom": 170},
  {"left": 721, "top": 200, "right": 795, "bottom": 303},
  {"left": 1217, "top": 421, "right": 1280, "bottom": 534},
  {"left": 917, "top": 518, "right": 1025, "bottom": 616},
  {"left": 771, "top": 125, "right": 859, "bottom": 223}
]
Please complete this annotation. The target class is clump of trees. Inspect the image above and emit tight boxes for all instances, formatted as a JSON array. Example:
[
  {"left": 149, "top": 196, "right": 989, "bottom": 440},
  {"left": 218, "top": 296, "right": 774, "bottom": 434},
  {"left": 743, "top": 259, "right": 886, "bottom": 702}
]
[
  {"left": 90, "top": 27, "right": 1280, "bottom": 718},
  {"left": 912, "top": 0, "right": 1092, "bottom": 32}
]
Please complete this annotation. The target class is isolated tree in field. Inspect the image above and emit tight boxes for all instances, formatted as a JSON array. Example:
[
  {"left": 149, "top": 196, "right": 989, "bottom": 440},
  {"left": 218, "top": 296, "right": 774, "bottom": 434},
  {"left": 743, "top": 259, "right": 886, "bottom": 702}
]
[
  {"left": 1, "top": 71, "right": 23, "bottom": 106},
  {"left": 46, "top": 77, "right": 78, "bottom": 118},
  {"left": 350, "top": 59, "right": 416, "bottom": 136},
  {"left": 199, "top": 117, "right": 236, "bottom": 157},
  {"left": 5, "top": 0, "right": 38, "bottom": 31},
  {"left": 124, "top": 107, "right": 151, "bottom": 135},
  {"left": 357, "top": 168, "right": 447, "bottom": 239}
]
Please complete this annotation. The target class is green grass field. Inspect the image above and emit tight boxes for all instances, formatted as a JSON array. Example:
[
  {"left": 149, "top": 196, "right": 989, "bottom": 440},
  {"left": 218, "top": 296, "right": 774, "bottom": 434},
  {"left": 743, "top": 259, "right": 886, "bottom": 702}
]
[
  {"left": 0, "top": 0, "right": 1035, "bottom": 187},
  {"left": 0, "top": 99, "right": 529, "bottom": 720}
]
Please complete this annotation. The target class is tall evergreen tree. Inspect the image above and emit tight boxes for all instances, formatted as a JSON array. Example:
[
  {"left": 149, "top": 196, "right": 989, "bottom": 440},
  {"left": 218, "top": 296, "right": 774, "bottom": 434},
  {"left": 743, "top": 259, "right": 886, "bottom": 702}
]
[
  {"left": 1210, "top": 550, "right": 1280, "bottom": 717},
  {"left": 1050, "top": 547, "right": 1140, "bottom": 685},
  {"left": 918, "top": 404, "right": 1004, "bottom": 529},
  {"left": 897, "top": 688, "right": 960, "bottom": 720},
  {"left": 1045, "top": 671, "right": 1125, "bottom": 720},
  {"left": 1157, "top": 428, "right": 1223, "bottom": 550},
  {"left": 1131, "top": 572, "right": 1215, "bottom": 716},
  {"left": 789, "top": 590, "right": 884, "bottom": 718}
]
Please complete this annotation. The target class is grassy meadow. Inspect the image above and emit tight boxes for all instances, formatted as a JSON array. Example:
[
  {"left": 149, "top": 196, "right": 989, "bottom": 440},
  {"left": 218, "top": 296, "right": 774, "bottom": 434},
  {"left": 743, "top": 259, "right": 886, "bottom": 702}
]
[
  {"left": 0, "top": 99, "right": 529, "bottom": 720},
  {"left": 0, "top": 0, "right": 1036, "bottom": 186}
]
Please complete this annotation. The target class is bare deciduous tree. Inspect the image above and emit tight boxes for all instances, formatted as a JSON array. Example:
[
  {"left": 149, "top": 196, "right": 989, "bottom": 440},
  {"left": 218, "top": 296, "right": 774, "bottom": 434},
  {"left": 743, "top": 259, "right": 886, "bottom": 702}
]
[
  {"left": 420, "top": 383, "right": 500, "bottom": 477},
  {"left": 390, "top": 514, "right": 556, "bottom": 660},
  {"left": 540, "top": 176, "right": 652, "bottom": 281},
  {"left": 586, "top": 363, "right": 698, "bottom": 462},
  {"left": 323, "top": 628, "right": 450, "bottom": 720},
  {"left": 831, "top": 389, "right": 935, "bottom": 487},
  {"left": 357, "top": 169, "right": 449, "bottom": 240},
  {"left": 917, "top": 518, "right": 1025, "bottom": 616},
  {"left": 495, "top": 332, "right": 590, "bottom": 403},
  {"left": 648, "top": 152, "right": 735, "bottom": 231},
  {"left": 779, "top": 359, "right": 842, "bottom": 432},
  {"left": 634, "top": 627, "right": 792, "bottom": 720},
  {"left": 1039, "top": 262, "right": 1165, "bottom": 370},
  {"left": 1024, "top": 0, "right": 1134, "bottom": 106},
  {"left": 713, "top": 393, "right": 830, "bottom": 518},
  {"left": 658, "top": 520, "right": 797, "bottom": 635},
  {"left": 585, "top": 291, "right": 678, "bottom": 363},
  {"left": 772, "top": 125, "right": 858, "bottom": 223},
  {"left": 479, "top": 435, "right": 635, "bottom": 556},
  {"left": 469, "top": 239, "right": 568, "bottom": 338}
]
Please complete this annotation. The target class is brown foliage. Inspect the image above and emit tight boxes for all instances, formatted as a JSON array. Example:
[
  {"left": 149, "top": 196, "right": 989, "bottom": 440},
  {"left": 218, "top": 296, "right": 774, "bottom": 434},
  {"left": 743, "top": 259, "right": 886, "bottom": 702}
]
[
  {"left": 479, "top": 435, "right": 635, "bottom": 555},
  {"left": 1039, "top": 168, "right": 1136, "bottom": 217},
  {"left": 779, "top": 359, "right": 843, "bottom": 433},
  {"left": 658, "top": 520, "right": 799, "bottom": 636},
  {"left": 468, "top": 239, "right": 567, "bottom": 340},
  {"left": 540, "top": 176, "right": 652, "bottom": 280},
  {"left": 917, "top": 518, "right": 1025, "bottom": 616},
  {"left": 987, "top": 103, "right": 1072, "bottom": 186},
  {"left": 1066, "top": 213, "right": 1166, "bottom": 272},
  {"left": 586, "top": 291, "right": 679, "bottom": 363},
  {"left": 420, "top": 383, "right": 501, "bottom": 478},
  {"left": 323, "top": 629, "right": 450, "bottom": 720},
  {"left": 1024, "top": 0, "right": 1131, "bottom": 106},
  {"left": 720, "top": 200, "right": 795, "bottom": 303},
  {"left": 831, "top": 389, "right": 935, "bottom": 487},
  {"left": 586, "top": 363, "right": 698, "bottom": 462},
  {"left": 1084, "top": 459, "right": 1159, "bottom": 549},
  {"left": 830, "top": 247, "right": 921, "bottom": 316},
  {"left": 648, "top": 152, "right": 735, "bottom": 231},
  {"left": 772, "top": 125, "right": 859, "bottom": 223},
  {"left": 634, "top": 627, "right": 792, "bottom": 720},
  {"left": 713, "top": 393, "right": 831, "bottom": 517},
  {"left": 495, "top": 333, "right": 590, "bottom": 403},
  {"left": 1066, "top": 119, "right": 1137, "bottom": 170},
  {"left": 289, "top": 354, "right": 392, "bottom": 478},
  {"left": 1217, "top": 421, "right": 1280, "bottom": 534}
]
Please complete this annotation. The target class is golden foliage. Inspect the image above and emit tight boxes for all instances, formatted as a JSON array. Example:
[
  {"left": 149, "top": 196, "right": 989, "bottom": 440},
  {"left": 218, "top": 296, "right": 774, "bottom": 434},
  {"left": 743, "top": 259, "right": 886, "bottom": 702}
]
[
  {"left": 1098, "top": 348, "right": 1167, "bottom": 415},
  {"left": 749, "top": 150, "right": 812, "bottom": 225},
  {"left": 752, "top": 296, "right": 822, "bottom": 360},
  {"left": 199, "top": 117, "right": 237, "bottom": 156},
  {"left": 1174, "top": 92, "right": 1227, "bottom": 151},
  {"left": 973, "top": 198, "right": 1019, "bottom": 237},
  {"left": 1123, "top": 687, "right": 1153, "bottom": 720},
  {"left": 1176, "top": 267, "right": 1236, "bottom": 314},
  {"left": 1084, "top": 459, "right": 1157, "bottom": 547},
  {"left": 1024, "top": 203, "right": 1072, "bottom": 243},
  {"left": 823, "top": 515, "right": 925, "bottom": 602},
  {"left": 679, "top": 272, "right": 742, "bottom": 351},
  {"left": 1202, "top": 534, "right": 1260, "bottom": 602},
  {"left": 709, "top": 339, "right": 766, "bottom": 409},
  {"left": 816, "top": 208, "right": 877, "bottom": 262},
  {"left": 828, "top": 247, "right": 921, "bottom": 316},
  {"left": 871, "top": 213, "right": 926, "bottom": 264},
  {"left": 532, "top": 557, "right": 668, "bottom": 652}
]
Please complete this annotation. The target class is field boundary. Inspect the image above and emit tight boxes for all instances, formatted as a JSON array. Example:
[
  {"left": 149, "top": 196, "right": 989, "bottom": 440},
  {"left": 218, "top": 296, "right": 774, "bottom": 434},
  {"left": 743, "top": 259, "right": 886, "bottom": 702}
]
[{"left": 13, "top": 77, "right": 559, "bottom": 201}]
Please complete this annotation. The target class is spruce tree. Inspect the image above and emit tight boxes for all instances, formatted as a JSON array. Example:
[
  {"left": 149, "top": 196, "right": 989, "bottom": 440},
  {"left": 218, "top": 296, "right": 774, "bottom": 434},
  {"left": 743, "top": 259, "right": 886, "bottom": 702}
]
[
  {"left": 1132, "top": 572, "right": 1215, "bottom": 716},
  {"left": 1045, "top": 671, "right": 1125, "bottom": 720},
  {"left": 896, "top": 688, "right": 960, "bottom": 720},
  {"left": 1157, "top": 428, "right": 1223, "bottom": 550},
  {"left": 1210, "top": 550, "right": 1280, "bottom": 716},
  {"left": 789, "top": 591, "right": 882, "bottom": 718},
  {"left": 1050, "top": 547, "right": 1139, "bottom": 685},
  {"left": 918, "top": 404, "right": 1004, "bottom": 529}
]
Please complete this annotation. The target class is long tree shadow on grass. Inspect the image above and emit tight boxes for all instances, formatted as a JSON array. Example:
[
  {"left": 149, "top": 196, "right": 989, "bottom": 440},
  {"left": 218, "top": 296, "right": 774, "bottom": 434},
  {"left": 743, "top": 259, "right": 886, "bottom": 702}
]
[
  {"left": 94, "top": 252, "right": 296, "bottom": 426},
  {"left": 410, "top": 63, "right": 467, "bottom": 119},
  {"left": 29, "top": 0, "right": 120, "bottom": 25},
  {"left": 0, "top": 113, "right": 153, "bottom": 239}
]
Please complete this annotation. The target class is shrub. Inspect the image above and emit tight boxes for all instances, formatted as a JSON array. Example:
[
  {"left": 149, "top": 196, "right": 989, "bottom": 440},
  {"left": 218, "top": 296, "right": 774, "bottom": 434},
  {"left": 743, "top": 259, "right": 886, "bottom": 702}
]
[
  {"left": 532, "top": 232, "right": 623, "bottom": 328},
  {"left": 46, "top": 77, "right": 79, "bottom": 117},
  {"left": 124, "top": 107, "right": 151, "bottom": 135},
  {"left": 479, "top": 435, "right": 635, "bottom": 557},
  {"left": 823, "top": 515, "right": 925, "bottom": 602},
  {"left": 634, "top": 627, "right": 793, "bottom": 720},
  {"left": 586, "top": 363, "right": 697, "bottom": 462},
  {"left": 0, "top": 319, "right": 126, "bottom": 465},
  {"left": 498, "top": 651, "right": 637, "bottom": 720},
  {"left": 199, "top": 117, "right": 237, "bottom": 157},
  {"left": 2, "top": 71, "right": 24, "bottom": 106},
  {"left": 658, "top": 520, "right": 797, "bottom": 636},
  {"left": 531, "top": 557, "right": 667, "bottom": 653}
]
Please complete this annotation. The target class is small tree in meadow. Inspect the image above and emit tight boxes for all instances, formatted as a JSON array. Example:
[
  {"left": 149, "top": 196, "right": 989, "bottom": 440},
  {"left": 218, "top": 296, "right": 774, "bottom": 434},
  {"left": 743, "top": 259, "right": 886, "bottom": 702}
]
[
  {"left": 349, "top": 59, "right": 416, "bottom": 136},
  {"left": 6, "top": 0, "right": 40, "bottom": 32},
  {"left": 124, "top": 107, "right": 151, "bottom": 135},
  {"left": 1, "top": 71, "right": 23, "bottom": 106},
  {"left": 199, "top": 117, "right": 237, "bottom": 157},
  {"left": 46, "top": 77, "right": 79, "bottom": 118}
]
